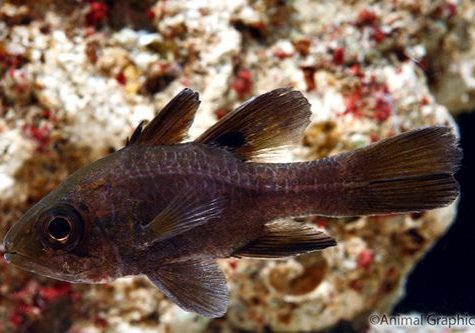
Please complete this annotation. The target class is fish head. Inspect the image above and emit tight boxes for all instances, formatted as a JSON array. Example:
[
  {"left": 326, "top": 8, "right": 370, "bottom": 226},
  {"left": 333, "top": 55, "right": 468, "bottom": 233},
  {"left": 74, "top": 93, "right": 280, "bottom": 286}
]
[{"left": 3, "top": 167, "right": 121, "bottom": 283}]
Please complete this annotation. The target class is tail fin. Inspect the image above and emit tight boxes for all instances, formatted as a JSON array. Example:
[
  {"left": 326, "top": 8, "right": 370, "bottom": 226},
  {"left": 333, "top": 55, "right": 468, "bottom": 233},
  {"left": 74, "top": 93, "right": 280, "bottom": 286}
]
[{"left": 330, "top": 126, "right": 462, "bottom": 216}]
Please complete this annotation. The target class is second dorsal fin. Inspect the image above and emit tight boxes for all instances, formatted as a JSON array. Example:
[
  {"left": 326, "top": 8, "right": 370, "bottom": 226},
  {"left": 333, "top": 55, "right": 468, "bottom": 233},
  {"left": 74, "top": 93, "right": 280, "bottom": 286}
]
[
  {"left": 127, "top": 88, "right": 200, "bottom": 146},
  {"left": 195, "top": 88, "right": 311, "bottom": 162}
]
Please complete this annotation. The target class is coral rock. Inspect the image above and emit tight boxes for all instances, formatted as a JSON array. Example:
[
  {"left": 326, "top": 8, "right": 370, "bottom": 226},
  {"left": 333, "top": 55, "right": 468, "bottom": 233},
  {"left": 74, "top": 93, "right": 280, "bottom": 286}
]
[{"left": 0, "top": 0, "right": 470, "bottom": 332}]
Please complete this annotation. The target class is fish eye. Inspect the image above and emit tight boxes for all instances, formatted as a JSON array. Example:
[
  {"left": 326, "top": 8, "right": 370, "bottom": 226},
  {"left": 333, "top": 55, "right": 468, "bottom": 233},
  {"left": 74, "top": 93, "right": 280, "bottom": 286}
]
[
  {"left": 47, "top": 217, "right": 72, "bottom": 243},
  {"left": 38, "top": 204, "right": 84, "bottom": 250}
]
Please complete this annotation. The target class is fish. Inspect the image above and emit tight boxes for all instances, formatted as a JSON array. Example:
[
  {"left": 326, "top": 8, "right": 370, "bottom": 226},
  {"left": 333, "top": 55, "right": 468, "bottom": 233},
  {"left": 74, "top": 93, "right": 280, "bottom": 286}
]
[{"left": 3, "top": 88, "right": 461, "bottom": 317}]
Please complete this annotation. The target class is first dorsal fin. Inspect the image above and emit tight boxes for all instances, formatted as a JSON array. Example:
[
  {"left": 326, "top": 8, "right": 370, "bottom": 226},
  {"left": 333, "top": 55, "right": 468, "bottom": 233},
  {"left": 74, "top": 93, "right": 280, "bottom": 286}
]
[
  {"left": 127, "top": 88, "right": 200, "bottom": 146},
  {"left": 195, "top": 88, "right": 311, "bottom": 162}
]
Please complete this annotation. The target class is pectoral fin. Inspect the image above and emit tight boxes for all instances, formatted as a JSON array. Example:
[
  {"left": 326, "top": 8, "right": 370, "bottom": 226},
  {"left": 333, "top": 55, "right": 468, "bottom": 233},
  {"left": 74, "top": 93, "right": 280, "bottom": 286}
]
[
  {"left": 147, "top": 259, "right": 229, "bottom": 317},
  {"left": 234, "top": 221, "right": 337, "bottom": 259},
  {"left": 127, "top": 88, "right": 200, "bottom": 146},
  {"left": 196, "top": 88, "right": 311, "bottom": 162},
  {"left": 144, "top": 192, "right": 225, "bottom": 241}
]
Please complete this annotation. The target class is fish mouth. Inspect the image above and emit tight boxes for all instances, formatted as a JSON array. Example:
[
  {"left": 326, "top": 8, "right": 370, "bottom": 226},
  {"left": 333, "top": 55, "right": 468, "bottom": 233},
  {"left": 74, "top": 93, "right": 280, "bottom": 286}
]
[
  {"left": 3, "top": 251, "right": 14, "bottom": 263},
  {"left": 4, "top": 251, "right": 51, "bottom": 274},
  {"left": 4, "top": 251, "right": 89, "bottom": 282},
  {"left": 4, "top": 251, "right": 29, "bottom": 265}
]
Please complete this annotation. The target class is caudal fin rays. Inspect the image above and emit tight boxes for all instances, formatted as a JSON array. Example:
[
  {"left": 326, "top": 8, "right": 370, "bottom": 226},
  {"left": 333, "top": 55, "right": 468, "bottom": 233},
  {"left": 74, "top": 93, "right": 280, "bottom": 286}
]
[{"left": 328, "top": 126, "right": 462, "bottom": 216}]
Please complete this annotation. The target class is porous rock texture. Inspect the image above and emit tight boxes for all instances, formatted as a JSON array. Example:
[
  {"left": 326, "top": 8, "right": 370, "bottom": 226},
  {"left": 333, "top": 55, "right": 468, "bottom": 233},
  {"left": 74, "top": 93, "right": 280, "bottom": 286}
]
[{"left": 0, "top": 1, "right": 472, "bottom": 332}]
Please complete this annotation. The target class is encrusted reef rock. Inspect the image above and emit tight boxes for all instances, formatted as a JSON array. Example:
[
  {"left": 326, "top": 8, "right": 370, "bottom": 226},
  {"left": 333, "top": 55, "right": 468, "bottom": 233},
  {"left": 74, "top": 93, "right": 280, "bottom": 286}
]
[{"left": 0, "top": 0, "right": 471, "bottom": 332}]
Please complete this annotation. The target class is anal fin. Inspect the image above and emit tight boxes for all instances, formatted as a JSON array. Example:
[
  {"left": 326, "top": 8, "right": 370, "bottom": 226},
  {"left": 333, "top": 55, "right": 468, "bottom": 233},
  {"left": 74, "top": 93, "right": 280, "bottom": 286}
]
[
  {"left": 147, "top": 258, "right": 229, "bottom": 318},
  {"left": 234, "top": 221, "right": 337, "bottom": 259}
]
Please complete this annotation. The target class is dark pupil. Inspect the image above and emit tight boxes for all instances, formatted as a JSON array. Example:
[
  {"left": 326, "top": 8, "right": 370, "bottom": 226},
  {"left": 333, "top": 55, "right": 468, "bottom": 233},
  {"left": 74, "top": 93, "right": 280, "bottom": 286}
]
[{"left": 48, "top": 217, "right": 71, "bottom": 240}]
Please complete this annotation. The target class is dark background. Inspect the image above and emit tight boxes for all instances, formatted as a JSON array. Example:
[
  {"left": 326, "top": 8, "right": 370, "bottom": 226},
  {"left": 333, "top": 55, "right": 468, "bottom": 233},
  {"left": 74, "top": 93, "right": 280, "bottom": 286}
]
[{"left": 395, "top": 111, "right": 475, "bottom": 314}]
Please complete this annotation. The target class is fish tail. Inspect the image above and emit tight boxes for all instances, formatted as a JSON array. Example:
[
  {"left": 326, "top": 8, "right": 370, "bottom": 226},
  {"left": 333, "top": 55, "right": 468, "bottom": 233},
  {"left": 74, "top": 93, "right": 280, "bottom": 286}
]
[
  {"left": 256, "top": 126, "right": 461, "bottom": 218},
  {"left": 316, "top": 126, "right": 462, "bottom": 216}
]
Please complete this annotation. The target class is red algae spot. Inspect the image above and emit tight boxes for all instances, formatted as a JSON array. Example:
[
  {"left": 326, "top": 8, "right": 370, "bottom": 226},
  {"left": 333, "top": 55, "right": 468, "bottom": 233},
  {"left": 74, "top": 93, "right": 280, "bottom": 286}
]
[
  {"left": 333, "top": 47, "right": 345, "bottom": 65},
  {"left": 357, "top": 249, "right": 374, "bottom": 269},
  {"left": 85, "top": 41, "right": 99, "bottom": 64},
  {"left": 42, "top": 109, "right": 53, "bottom": 121},
  {"left": 8, "top": 66, "right": 15, "bottom": 79},
  {"left": 433, "top": 2, "right": 458, "bottom": 20},
  {"left": 251, "top": 21, "right": 267, "bottom": 31},
  {"left": 7, "top": 68, "right": 30, "bottom": 95},
  {"left": 214, "top": 107, "right": 230, "bottom": 120},
  {"left": 146, "top": 8, "right": 156, "bottom": 21},
  {"left": 301, "top": 66, "right": 316, "bottom": 91},
  {"left": 115, "top": 71, "right": 126, "bottom": 86},
  {"left": 93, "top": 315, "right": 109, "bottom": 328},
  {"left": 228, "top": 259, "right": 238, "bottom": 270},
  {"left": 356, "top": 9, "right": 379, "bottom": 26},
  {"left": 9, "top": 288, "right": 39, "bottom": 328},
  {"left": 372, "top": 79, "right": 392, "bottom": 122},
  {"left": 349, "top": 64, "right": 364, "bottom": 77},
  {"left": 372, "top": 26, "right": 386, "bottom": 43},
  {"left": 273, "top": 48, "right": 292, "bottom": 59},
  {"left": 0, "top": 43, "right": 28, "bottom": 69},
  {"left": 232, "top": 69, "right": 253, "bottom": 100},
  {"left": 84, "top": 26, "right": 97, "bottom": 37},
  {"left": 0, "top": 53, "right": 27, "bottom": 69},
  {"left": 6, "top": 278, "right": 76, "bottom": 330},
  {"left": 355, "top": 8, "right": 386, "bottom": 44},
  {"left": 349, "top": 278, "right": 364, "bottom": 292},
  {"left": 443, "top": 2, "right": 458, "bottom": 19},
  {"left": 343, "top": 76, "right": 392, "bottom": 122},
  {"left": 344, "top": 90, "right": 363, "bottom": 118},
  {"left": 180, "top": 77, "right": 190, "bottom": 87},
  {"left": 369, "top": 132, "right": 380, "bottom": 143},
  {"left": 39, "top": 282, "right": 72, "bottom": 302},
  {"left": 85, "top": 1, "right": 108, "bottom": 27},
  {"left": 292, "top": 38, "right": 312, "bottom": 56},
  {"left": 9, "top": 307, "right": 26, "bottom": 328},
  {"left": 22, "top": 123, "right": 51, "bottom": 151},
  {"left": 312, "top": 217, "right": 330, "bottom": 229}
]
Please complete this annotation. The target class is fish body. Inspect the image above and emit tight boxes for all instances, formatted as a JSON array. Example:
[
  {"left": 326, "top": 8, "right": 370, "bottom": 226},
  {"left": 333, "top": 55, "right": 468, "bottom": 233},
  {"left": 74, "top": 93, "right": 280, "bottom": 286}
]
[{"left": 3, "top": 88, "right": 461, "bottom": 317}]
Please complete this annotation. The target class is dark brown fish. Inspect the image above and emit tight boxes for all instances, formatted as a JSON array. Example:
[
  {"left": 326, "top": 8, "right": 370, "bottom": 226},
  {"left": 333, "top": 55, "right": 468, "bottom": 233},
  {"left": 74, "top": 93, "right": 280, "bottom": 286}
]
[{"left": 3, "top": 88, "right": 461, "bottom": 317}]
